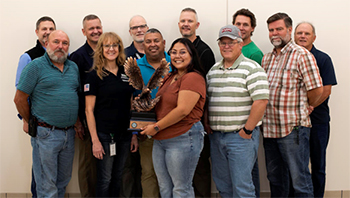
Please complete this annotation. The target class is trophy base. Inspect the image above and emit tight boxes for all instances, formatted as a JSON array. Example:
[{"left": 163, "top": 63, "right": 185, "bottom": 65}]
[{"left": 128, "top": 111, "right": 157, "bottom": 132}]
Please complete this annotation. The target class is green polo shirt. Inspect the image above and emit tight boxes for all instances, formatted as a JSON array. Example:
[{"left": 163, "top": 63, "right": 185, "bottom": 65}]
[{"left": 17, "top": 52, "right": 80, "bottom": 128}]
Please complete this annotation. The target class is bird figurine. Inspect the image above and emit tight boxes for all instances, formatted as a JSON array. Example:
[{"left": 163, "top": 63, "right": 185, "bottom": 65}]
[{"left": 124, "top": 57, "right": 170, "bottom": 112}]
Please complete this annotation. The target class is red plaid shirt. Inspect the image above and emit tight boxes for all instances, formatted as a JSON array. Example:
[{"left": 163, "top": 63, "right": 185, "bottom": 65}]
[{"left": 261, "top": 41, "right": 322, "bottom": 138}]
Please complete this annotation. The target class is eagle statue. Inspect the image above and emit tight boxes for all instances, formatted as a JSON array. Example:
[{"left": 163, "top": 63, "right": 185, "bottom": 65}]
[{"left": 124, "top": 57, "right": 170, "bottom": 112}]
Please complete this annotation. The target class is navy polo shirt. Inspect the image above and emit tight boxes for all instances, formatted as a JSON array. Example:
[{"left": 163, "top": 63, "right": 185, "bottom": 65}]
[
  {"left": 85, "top": 66, "right": 134, "bottom": 134},
  {"left": 70, "top": 41, "right": 94, "bottom": 121},
  {"left": 17, "top": 52, "right": 80, "bottom": 128},
  {"left": 310, "top": 45, "right": 337, "bottom": 124},
  {"left": 125, "top": 42, "right": 144, "bottom": 59}
]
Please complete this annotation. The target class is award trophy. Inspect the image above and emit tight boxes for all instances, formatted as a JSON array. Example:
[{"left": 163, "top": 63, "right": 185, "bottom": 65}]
[{"left": 124, "top": 57, "right": 170, "bottom": 133}]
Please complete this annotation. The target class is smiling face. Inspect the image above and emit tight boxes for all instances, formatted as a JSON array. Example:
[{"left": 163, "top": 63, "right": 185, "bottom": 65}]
[
  {"left": 83, "top": 18, "right": 103, "bottom": 45},
  {"left": 36, "top": 21, "right": 56, "bottom": 46},
  {"left": 219, "top": 37, "right": 243, "bottom": 63},
  {"left": 170, "top": 42, "right": 192, "bottom": 72},
  {"left": 178, "top": 11, "right": 199, "bottom": 40},
  {"left": 129, "top": 16, "right": 148, "bottom": 43},
  {"left": 233, "top": 15, "right": 254, "bottom": 41},
  {"left": 294, "top": 23, "right": 316, "bottom": 51},
  {"left": 268, "top": 19, "right": 292, "bottom": 49},
  {"left": 102, "top": 39, "right": 119, "bottom": 62},
  {"left": 143, "top": 32, "right": 165, "bottom": 59}
]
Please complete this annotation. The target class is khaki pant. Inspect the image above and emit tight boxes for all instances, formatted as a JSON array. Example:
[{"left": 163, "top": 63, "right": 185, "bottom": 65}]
[
  {"left": 139, "top": 138, "right": 160, "bottom": 198},
  {"left": 78, "top": 128, "right": 97, "bottom": 197}
]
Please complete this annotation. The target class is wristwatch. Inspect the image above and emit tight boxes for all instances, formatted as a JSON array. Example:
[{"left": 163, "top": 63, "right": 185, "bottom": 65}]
[
  {"left": 154, "top": 124, "right": 160, "bottom": 133},
  {"left": 243, "top": 127, "right": 253, "bottom": 135}
]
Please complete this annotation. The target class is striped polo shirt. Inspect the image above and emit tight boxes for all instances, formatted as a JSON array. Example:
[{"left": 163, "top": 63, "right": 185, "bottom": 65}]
[
  {"left": 17, "top": 52, "right": 80, "bottom": 128},
  {"left": 206, "top": 54, "right": 269, "bottom": 132}
]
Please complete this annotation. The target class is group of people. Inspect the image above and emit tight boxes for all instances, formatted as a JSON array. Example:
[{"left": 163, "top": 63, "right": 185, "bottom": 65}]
[{"left": 14, "top": 7, "right": 336, "bottom": 198}]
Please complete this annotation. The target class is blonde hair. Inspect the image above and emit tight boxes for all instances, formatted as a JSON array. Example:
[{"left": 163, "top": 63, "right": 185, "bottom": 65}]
[{"left": 93, "top": 32, "right": 125, "bottom": 79}]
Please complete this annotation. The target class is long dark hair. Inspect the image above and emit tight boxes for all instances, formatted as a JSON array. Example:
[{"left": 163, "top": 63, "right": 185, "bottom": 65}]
[{"left": 168, "top": 38, "right": 205, "bottom": 78}]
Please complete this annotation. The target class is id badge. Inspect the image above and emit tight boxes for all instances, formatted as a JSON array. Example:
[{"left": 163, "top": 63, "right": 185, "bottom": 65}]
[{"left": 110, "top": 142, "right": 116, "bottom": 156}]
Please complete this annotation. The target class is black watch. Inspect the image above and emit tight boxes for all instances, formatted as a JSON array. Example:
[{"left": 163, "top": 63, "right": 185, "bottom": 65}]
[{"left": 243, "top": 127, "right": 253, "bottom": 135}]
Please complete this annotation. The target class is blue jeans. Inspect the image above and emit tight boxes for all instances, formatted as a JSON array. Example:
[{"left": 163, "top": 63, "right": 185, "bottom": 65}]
[
  {"left": 31, "top": 126, "right": 75, "bottom": 198},
  {"left": 264, "top": 126, "right": 313, "bottom": 197},
  {"left": 95, "top": 132, "right": 131, "bottom": 197},
  {"left": 209, "top": 127, "right": 259, "bottom": 198},
  {"left": 153, "top": 121, "right": 204, "bottom": 198},
  {"left": 310, "top": 123, "right": 330, "bottom": 197}
]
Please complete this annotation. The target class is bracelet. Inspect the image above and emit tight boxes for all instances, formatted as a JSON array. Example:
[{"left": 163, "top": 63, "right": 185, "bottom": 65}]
[{"left": 132, "top": 131, "right": 138, "bottom": 135}]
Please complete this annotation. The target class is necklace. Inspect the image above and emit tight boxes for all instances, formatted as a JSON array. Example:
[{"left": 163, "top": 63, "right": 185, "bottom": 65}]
[{"left": 174, "top": 72, "right": 185, "bottom": 81}]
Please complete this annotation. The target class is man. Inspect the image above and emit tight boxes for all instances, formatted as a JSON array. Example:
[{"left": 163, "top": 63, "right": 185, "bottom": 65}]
[
  {"left": 206, "top": 25, "right": 269, "bottom": 197},
  {"left": 178, "top": 7, "right": 215, "bottom": 198},
  {"left": 120, "top": 15, "right": 147, "bottom": 198},
  {"left": 178, "top": 8, "right": 215, "bottom": 74},
  {"left": 232, "top": 8, "right": 264, "bottom": 197},
  {"left": 261, "top": 13, "right": 323, "bottom": 197},
  {"left": 15, "top": 16, "right": 56, "bottom": 198},
  {"left": 294, "top": 22, "right": 337, "bottom": 197},
  {"left": 14, "top": 30, "right": 80, "bottom": 198},
  {"left": 125, "top": 15, "right": 149, "bottom": 59},
  {"left": 70, "top": 14, "right": 103, "bottom": 198},
  {"left": 137, "top": 28, "right": 171, "bottom": 198}
]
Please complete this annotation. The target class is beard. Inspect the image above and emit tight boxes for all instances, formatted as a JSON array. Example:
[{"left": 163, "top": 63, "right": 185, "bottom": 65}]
[
  {"left": 47, "top": 47, "right": 68, "bottom": 64},
  {"left": 270, "top": 31, "right": 291, "bottom": 48}
]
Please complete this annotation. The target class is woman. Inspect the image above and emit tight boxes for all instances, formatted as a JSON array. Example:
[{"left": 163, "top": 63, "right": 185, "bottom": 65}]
[
  {"left": 141, "top": 38, "right": 206, "bottom": 198},
  {"left": 85, "top": 32, "right": 137, "bottom": 197}
]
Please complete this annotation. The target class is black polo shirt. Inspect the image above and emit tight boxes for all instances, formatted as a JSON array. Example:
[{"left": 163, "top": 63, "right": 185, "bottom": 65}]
[{"left": 85, "top": 66, "right": 134, "bottom": 134}]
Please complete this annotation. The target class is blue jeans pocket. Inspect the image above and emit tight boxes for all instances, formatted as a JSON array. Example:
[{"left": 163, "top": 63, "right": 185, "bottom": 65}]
[{"left": 36, "top": 126, "right": 51, "bottom": 139}]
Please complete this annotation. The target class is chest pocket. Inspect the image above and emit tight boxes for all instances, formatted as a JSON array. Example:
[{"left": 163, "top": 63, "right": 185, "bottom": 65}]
[{"left": 280, "top": 69, "right": 301, "bottom": 90}]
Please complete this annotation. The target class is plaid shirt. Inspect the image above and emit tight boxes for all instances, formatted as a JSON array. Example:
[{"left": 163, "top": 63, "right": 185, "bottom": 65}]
[{"left": 261, "top": 40, "right": 322, "bottom": 138}]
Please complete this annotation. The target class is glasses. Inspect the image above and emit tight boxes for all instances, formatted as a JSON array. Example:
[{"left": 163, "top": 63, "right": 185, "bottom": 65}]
[
  {"left": 103, "top": 44, "right": 119, "bottom": 50},
  {"left": 169, "top": 50, "right": 188, "bottom": 56},
  {"left": 130, "top": 24, "right": 148, "bottom": 30},
  {"left": 219, "top": 41, "right": 239, "bottom": 48}
]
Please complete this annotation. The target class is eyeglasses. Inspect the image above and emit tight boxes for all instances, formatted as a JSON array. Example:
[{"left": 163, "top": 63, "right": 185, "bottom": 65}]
[
  {"left": 103, "top": 44, "right": 119, "bottom": 50},
  {"left": 130, "top": 24, "right": 148, "bottom": 30},
  {"left": 218, "top": 41, "right": 239, "bottom": 48},
  {"left": 169, "top": 50, "right": 188, "bottom": 56}
]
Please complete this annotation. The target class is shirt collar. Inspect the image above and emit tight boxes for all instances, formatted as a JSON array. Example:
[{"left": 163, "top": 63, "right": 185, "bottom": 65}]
[{"left": 219, "top": 53, "right": 245, "bottom": 70}]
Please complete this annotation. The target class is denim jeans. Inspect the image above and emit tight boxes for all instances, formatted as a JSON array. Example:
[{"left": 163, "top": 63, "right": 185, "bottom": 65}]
[
  {"left": 264, "top": 126, "right": 313, "bottom": 197},
  {"left": 31, "top": 126, "right": 75, "bottom": 198},
  {"left": 153, "top": 121, "right": 204, "bottom": 198},
  {"left": 310, "top": 123, "right": 330, "bottom": 197},
  {"left": 95, "top": 132, "right": 131, "bottom": 197},
  {"left": 209, "top": 127, "right": 259, "bottom": 198}
]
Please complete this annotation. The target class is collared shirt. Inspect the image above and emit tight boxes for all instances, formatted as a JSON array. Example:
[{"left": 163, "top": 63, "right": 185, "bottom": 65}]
[
  {"left": 125, "top": 42, "right": 144, "bottom": 60},
  {"left": 70, "top": 41, "right": 94, "bottom": 120},
  {"left": 309, "top": 45, "right": 337, "bottom": 124},
  {"left": 207, "top": 54, "right": 269, "bottom": 132},
  {"left": 136, "top": 52, "right": 171, "bottom": 99},
  {"left": 261, "top": 40, "right": 323, "bottom": 138},
  {"left": 17, "top": 52, "right": 80, "bottom": 128},
  {"left": 192, "top": 36, "right": 215, "bottom": 74},
  {"left": 16, "top": 40, "right": 46, "bottom": 87}
]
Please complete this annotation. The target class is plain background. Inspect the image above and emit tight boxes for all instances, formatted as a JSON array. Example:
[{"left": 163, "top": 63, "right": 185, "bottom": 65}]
[{"left": 1, "top": 0, "right": 349, "bottom": 194}]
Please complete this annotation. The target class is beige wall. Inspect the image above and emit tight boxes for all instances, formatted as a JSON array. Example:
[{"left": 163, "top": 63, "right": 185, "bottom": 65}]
[{"left": 0, "top": 0, "right": 349, "bottom": 193}]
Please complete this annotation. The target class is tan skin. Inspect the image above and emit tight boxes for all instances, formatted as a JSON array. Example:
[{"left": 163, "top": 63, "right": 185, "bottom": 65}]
[
  {"left": 85, "top": 41, "right": 137, "bottom": 160},
  {"left": 140, "top": 42, "right": 201, "bottom": 137},
  {"left": 295, "top": 23, "right": 328, "bottom": 113},
  {"left": 203, "top": 37, "right": 268, "bottom": 139},
  {"left": 14, "top": 30, "right": 82, "bottom": 134},
  {"left": 129, "top": 15, "right": 149, "bottom": 54}
]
